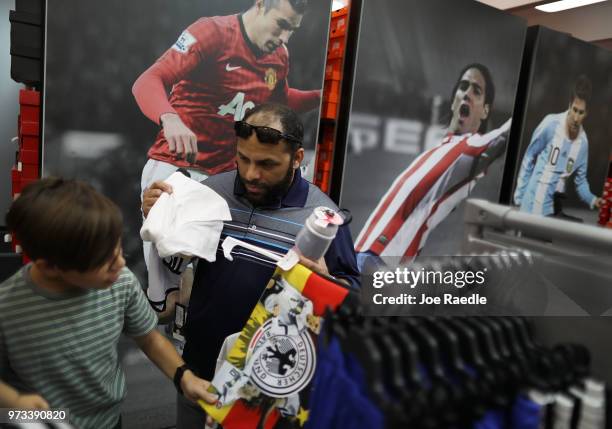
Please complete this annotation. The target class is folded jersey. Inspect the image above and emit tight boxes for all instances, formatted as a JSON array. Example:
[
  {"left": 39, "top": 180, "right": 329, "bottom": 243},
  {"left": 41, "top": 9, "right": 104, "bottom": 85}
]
[{"left": 141, "top": 171, "right": 232, "bottom": 260}]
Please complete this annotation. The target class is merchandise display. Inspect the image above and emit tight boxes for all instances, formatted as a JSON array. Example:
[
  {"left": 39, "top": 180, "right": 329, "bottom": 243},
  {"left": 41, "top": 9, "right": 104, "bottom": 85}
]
[
  {"left": 2, "top": 0, "right": 612, "bottom": 428},
  {"left": 311, "top": 310, "right": 607, "bottom": 429}
]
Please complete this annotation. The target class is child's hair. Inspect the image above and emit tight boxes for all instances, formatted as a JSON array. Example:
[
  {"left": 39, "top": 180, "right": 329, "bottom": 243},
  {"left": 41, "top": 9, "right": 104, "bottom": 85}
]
[{"left": 6, "top": 177, "right": 123, "bottom": 271}]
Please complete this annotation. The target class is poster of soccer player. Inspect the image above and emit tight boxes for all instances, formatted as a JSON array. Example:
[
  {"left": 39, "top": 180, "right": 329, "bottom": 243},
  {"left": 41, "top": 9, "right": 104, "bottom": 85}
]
[
  {"left": 339, "top": 0, "right": 526, "bottom": 270},
  {"left": 42, "top": 0, "right": 332, "bottom": 282},
  {"left": 509, "top": 26, "right": 612, "bottom": 225}
]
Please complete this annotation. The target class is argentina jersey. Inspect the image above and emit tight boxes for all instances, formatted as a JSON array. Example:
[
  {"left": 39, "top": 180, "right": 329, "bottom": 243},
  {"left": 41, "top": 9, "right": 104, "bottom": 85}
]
[{"left": 514, "top": 111, "right": 595, "bottom": 216}]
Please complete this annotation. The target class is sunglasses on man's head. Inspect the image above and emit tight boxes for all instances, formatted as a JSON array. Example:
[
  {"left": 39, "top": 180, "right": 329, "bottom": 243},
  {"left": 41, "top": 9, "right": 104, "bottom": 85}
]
[{"left": 234, "top": 120, "right": 302, "bottom": 146}]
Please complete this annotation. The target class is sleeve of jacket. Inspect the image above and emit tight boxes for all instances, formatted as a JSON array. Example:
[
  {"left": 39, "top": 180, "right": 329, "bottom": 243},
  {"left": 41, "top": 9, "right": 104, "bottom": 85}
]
[{"left": 324, "top": 224, "right": 361, "bottom": 290}]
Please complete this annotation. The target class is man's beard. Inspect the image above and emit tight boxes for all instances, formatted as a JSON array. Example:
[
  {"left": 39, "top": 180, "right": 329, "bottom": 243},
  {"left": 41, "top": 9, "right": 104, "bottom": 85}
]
[{"left": 239, "top": 162, "right": 295, "bottom": 207}]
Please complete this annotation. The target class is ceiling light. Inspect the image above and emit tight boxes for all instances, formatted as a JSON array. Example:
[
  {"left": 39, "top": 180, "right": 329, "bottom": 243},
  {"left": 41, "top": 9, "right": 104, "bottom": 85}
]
[{"left": 535, "top": 0, "right": 606, "bottom": 13}]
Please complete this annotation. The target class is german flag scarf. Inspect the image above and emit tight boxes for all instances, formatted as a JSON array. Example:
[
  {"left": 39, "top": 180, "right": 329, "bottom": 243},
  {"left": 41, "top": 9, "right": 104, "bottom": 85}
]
[{"left": 201, "top": 263, "right": 350, "bottom": 428}]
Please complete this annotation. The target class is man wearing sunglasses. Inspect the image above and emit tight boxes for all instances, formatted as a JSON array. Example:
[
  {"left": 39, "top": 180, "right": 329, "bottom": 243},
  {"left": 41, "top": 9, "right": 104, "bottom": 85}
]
[{"left": 142, "top": 103, "right": 359, "bottom": 428}]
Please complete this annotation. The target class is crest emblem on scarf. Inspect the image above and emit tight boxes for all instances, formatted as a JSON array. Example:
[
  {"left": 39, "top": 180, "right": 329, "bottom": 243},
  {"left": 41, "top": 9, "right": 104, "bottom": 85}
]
[{"left": 246, "top": 318, "right": 316, "bottom": 397}]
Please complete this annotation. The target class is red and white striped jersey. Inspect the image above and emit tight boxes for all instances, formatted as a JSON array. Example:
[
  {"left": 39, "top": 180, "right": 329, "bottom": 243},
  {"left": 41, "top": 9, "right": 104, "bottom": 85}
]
[{"left": 355, "top": 119, "right": 511, "bottom": 263}]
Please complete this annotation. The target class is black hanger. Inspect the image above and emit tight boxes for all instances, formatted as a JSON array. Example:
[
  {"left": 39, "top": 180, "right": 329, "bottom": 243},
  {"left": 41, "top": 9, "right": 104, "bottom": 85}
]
[
  {"left": 402, "top": 318, "right": 462, "bottom": 428},
  {"left": 422, "top": 317, "right": 488, "bottom": 426},
  {"left": 506, "top": 317, "right": 562, "bottom": 392},
  {"left": 422, "top": 316, "right": 466, "bottom": 374},
  {"left": 483, "top": 318, "right": 511, "bottom": 359},
  {"left": 443, "top": 317, "right": 486, "bottom": 369},
  {"left": 486, "top": 318, "right": 525, "bottom": 396},
  {"left": 511, "top": 317, "right": 538, "bottom": 353},
  {"left": 331, "top": 313, "right": 389, "bottom": 407},
  {"left": 550, "top": 347, "right": 577, "bottom": 389},
  {"left": 496, "top": 317, "right": 527, "bottom": 358},
  {"left": 557, "top": 343, "right": 590, "bottom": 381},
  {"left": 369, "top": 318, "right": 408, "bottom": 398},
  {"left": 324, "top": 306, "right": 348, "bottom": 346},
  {"left": 387, "top": 318, "right": 424, "bottom": 389},
  {"left": 507, "top": 317, "right": 572, "bottom": 393},
  {"left": 462, "top": 318, "right": 502, "bottom": 364},
  {"left": 441, "top": 318, "right": 498, "bottom": 419},
  {"left": 404, "top": 318, "right": 446, "bottom": 380},
  {"left": 461, "top": 318, "right": 517, "bottom": 408},
  {"left": 495, "top": 317, "right": 536, "bottom": 391},
  {"left": 366, "top": 318, "right": 432, "bottom": 429},
  {"left": 529, "top": 350, "right": 563, "bottom": 392},
  {"left": 341, "top": 313, "right": 428, "bottom": 427}
]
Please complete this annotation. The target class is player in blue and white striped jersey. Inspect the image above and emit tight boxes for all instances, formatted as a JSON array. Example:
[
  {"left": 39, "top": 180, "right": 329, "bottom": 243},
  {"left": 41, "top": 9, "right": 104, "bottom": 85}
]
[{"left": 514, "top": 75, "right": 603, "bottom": 217}]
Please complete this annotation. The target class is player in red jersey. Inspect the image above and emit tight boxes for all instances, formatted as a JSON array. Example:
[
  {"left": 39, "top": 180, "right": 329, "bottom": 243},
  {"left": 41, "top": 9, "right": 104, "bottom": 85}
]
[
  {"left": 133, "top": 0, "right": 322, "bottom": 315},
  {"left": 356, "top": 63, "right": 511, "bottom": 269},
  {"left": 133, "top": 0, "right": 321, "bottom": 188}
]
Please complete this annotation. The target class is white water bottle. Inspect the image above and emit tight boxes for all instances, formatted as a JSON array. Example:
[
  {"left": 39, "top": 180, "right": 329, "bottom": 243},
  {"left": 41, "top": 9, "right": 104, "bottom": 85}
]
[{"left": 295, "top": 207, "right": 344, "bottom": 260}]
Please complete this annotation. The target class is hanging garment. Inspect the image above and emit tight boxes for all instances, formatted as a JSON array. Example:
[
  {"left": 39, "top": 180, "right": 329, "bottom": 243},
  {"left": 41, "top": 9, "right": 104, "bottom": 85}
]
[
  {"left": 304, "top": 337, "right": 383, "bottom": 429},
  {"left": 140, "top": 171, "right": 231, "bottom": 308},
  {"left": 474, "top": 409, "right": 505, "bottom": 429},
  {"left": 304, "top": 337, "right": 345, "bottom": 429},
  {"left": 552, "top": 394, "right": 575, "bottom": 429},
  {"left": 510, "top": 393, "right": 545, "bottom": 429},
  {"left": 570, "top": 379, "right": 606, "bottom": 429},
  {"left": 325, "top": 342, "right": 385, "bottom": 429}
]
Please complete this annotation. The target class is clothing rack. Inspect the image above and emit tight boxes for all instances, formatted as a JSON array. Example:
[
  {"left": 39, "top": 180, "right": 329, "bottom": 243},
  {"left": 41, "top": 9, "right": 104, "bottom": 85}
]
[{"left": 307, "top": 310, "right": 607, "bottom": 429}]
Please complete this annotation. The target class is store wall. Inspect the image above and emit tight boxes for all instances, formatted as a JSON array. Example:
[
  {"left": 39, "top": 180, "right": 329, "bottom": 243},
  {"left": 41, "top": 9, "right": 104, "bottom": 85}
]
[{"left": 0, "top": 0, "right": 21, "bottom": 226}]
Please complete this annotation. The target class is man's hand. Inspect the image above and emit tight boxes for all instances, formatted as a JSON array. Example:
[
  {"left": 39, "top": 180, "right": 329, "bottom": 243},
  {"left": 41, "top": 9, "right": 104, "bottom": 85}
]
[
  {"left": 180, "top": 370, "right": 218, "bottom": 405},
  {"left": 594, "top": 197, "right": 605, "bottom": 209},
  {"left": 160, "top": 113, "right": 198, "bottom": 163},
  {"left": 298, "top": 255, "right": 349, "bottom": 286},
  {"left": 14, "top": 393, "right": 49, "bottom": 409},
  {"left": 298, "top": 255, "right": 330, "bottom": 277},
  {"left": 142, "top": 180, "right": 173, "bottom": 218}
]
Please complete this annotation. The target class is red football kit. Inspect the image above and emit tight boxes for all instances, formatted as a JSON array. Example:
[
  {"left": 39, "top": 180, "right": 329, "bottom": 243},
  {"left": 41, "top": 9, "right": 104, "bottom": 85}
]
[{"left": 133, "top": 14, "right": 320, "bottom": 174}]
